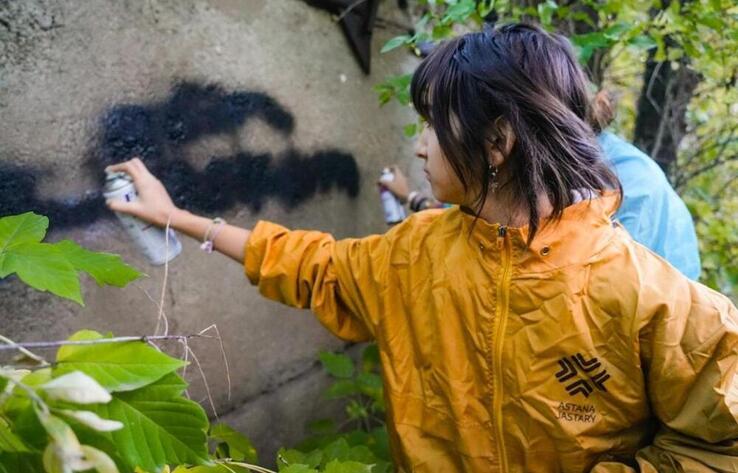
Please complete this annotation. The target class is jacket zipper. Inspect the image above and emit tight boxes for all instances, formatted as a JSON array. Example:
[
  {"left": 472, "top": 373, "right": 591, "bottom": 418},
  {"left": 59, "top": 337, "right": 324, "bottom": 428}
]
[{"left": 493, "top": 226, "right": 512, "bottom": 471}]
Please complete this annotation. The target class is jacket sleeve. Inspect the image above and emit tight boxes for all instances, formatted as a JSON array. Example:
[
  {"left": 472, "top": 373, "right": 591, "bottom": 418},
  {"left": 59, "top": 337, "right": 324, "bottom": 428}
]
[
  {"left": 244, "top": 220, "right": 395, "bottom": 343},
  {"left": 594, "top": 275, "right": 738, "bottom": 472}
]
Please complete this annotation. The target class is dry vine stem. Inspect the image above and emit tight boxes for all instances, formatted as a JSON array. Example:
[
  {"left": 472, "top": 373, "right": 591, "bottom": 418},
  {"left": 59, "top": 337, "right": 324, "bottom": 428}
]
[
  {"left": 0, "top": 334, "right": 211, "bottom": 351},
  {"left": 0, "top": 334, "right": 48, "bottom": 366},
  {"left": 154, "top": 215, "right": 173, "bottom": 337}
]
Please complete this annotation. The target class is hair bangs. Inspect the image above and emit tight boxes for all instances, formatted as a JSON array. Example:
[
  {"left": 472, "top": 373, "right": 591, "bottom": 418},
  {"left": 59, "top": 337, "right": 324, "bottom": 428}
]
[{"left": 410, "top": 37, "right": 464, "bottom": 128}]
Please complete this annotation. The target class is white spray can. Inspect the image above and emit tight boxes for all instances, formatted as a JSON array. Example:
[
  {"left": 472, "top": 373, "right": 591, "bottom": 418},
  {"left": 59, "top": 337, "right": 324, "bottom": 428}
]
[
  {"left": 103, "top": 171, "right": 182, "bottom": 265},
  {"left": 378, "top": 168, "right": 406, "bottom": 225}
]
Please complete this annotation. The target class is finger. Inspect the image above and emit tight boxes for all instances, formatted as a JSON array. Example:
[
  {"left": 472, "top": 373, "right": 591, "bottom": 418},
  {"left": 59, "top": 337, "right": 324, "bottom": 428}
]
[
  {"left": 131, "top": 157, "right": 153, "bottom": 177},
  {"left": 136, "top": 159, "right": 160, "bottom": 181},
  {"left": 106, "top": 160, "right": 142, "bottom": 180}
]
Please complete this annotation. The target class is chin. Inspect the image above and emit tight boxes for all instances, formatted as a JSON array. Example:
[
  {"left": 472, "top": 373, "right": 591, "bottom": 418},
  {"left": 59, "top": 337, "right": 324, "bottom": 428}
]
[
  {"left": 430, "top": 188, "right": 452, "bottom": 205},
  {"left": 429, "top": 186, "right": 458, "bottom": 205}
]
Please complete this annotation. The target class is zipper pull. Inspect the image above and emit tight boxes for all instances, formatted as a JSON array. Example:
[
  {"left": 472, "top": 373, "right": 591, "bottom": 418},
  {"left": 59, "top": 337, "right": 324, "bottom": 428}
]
[{"left": 497, "top": 226, "right": 506, "bottom": 249}]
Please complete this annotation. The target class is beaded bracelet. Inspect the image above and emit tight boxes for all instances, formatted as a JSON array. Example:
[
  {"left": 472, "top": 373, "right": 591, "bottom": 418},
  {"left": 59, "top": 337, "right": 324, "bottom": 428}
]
[
  {"left": 200, "top": 217, "right": 226, "bottom": 253},
  {"left": 409, "top": 192, "right": 429, "bottom": 212}
]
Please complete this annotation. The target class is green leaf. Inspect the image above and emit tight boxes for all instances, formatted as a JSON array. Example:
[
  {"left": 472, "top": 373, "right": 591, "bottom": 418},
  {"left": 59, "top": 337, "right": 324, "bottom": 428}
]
[
  {"left": 571, "top": 32, "right": 611, "bottom": 63},
  {"left": 91, "top": 373, "right": 209, "bottom": 472},
  {"left": 321, "top": 439, "right": 351, "bottom": 464},
  {"left": 54, "top": 240, "right": 141, "bottom": 288},
  {"left": 355, "top": 373, "right": 383, "bottom": 400},
  {"left": 537, "top": 0, "right": 558, "bottom": 27},
  {"left": 306, "top": 418, "right": 336, "bottom": 436},
  {"left": 0, "top": 452, "right": 44, "bottom": 473},
  {"left": 344, "top": 445, "right": 376, "bottom": 464},
  {"left": 2, "top": 369, "right": 52, "bottom": 415},
  {"left": 0, "top": 419, "right": 30, "bottom": 453},
  {"left": 361, "top": 344, "right": 380, "bottom": 373},
  {"left": 323, "top": 460, "right": 373, "bottom": 473},
  {"left": 54, "top": 330, "right": 185, "bottom": 392},
  {"left": 380, "top": 35, "right": 411, "bottom": 54},
  {"left": 378, "top": 73, "right": 412, "bottom": 107},
  {"left": 403, "top": 123, "right": 418, "bottom": 138},
  {"left": 1, "top": 243, "right": 82, "bottom": 304},
  {"left": 324, "top": 380, "right": 359, "bottom": 400},
  {"left": 628, "top": 34, "right": 657, "bottom": 50},
  {"left": 0, "top": 213, "right": 140, "bottom": 305},
  {"left": 345, "top": 401, "right": 368, "bottom": 421},
  {"left": 367, "top": 427, "right": 391, "bottom": 462},
  {"left": 280, "top": 465, "right": 318, "bottom": 473},
  {"left": 0, "top": 213, "right": 48, "bottom": 253},
  {"left": 667, "top": 47, "right": 684, "bottom": 61},
  {"left": 432, "top": 23, "right": 453, "bottom": 40},
  {"left": 278, "top": 448, "right": 322, "bottom": 470},
  {"left": 179, "top": 464, "right": 250, "bottom": 473},
  {"left": 11, "top": 406, "right": 47, "bottom": 451},
  {"left": 210, "top": 423, "right": 258, "bottom": 463},
  {"left": 696, "top": 12, "right": 724, "bottom": 31},
  {"left": 443, "top": 1, "right": 476, "bottom": 22},
  {"left": 318, "top": 353, "right": 354, "bottom": 379},
  {"left": 603, "top": 22, "right": 631, "bottom": 40}
]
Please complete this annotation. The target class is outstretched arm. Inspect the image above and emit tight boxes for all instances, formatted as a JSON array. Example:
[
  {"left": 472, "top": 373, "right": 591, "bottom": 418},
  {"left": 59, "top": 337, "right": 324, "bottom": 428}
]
[{"left": 105, "top": 158, "right": 251, "bottom": 264}]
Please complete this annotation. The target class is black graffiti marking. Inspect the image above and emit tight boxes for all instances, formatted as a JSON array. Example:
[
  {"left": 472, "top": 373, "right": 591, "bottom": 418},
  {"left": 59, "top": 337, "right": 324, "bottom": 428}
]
[
  {"left": 555, "top": 358, "right": 577, "bottom": 382},
  {"left": 555, "top": 353, "right": 610, "bottom": 398},
  {"left": 572, "top": 353, "right": 601, "bottom": 373},
  {"left": 565, "top": 379, "right": 593, "bottom": 398},
  {"left": 0, "top": 163, "right": 106, "bottom": 228},
  {"left": 0, "top": 82, "right": 360, "bottom": 228}
]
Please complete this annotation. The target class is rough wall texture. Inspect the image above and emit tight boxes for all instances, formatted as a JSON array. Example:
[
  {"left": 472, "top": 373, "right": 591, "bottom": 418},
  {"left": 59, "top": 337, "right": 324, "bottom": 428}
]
[{"left": 0, "top": 0, "right": 422, "bottom": 464}]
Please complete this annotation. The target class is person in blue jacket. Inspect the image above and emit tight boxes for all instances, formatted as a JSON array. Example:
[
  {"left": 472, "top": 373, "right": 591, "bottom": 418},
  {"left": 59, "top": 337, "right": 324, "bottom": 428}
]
[
  {"left": 597, "top": 131, "right": 701, "bottom": 279},
  {"left": 383, "top": 91, "right": 701, "bottom": 280}
]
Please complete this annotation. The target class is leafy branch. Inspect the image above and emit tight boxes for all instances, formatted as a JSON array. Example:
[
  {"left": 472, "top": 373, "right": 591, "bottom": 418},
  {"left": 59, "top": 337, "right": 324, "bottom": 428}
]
[{"left": 0, "top": 212, "right": 142, "bottom": 305}]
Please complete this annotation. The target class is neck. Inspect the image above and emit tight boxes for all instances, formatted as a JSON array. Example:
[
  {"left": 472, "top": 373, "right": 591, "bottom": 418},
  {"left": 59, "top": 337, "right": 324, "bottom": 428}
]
[{"left": 473, "top": 188, "right": 554, "bottom": 229}]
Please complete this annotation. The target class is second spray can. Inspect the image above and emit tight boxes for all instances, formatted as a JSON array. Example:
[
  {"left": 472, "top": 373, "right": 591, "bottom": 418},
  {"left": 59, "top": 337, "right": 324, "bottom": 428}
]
[{"left": 378, "top": 167, "right": 406, "bottom": 225}]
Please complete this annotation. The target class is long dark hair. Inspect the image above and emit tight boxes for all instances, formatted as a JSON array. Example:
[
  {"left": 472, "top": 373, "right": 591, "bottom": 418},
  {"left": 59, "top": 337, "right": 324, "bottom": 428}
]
[{"left": 410, "top": 23, "right": 621, "bottom": 243}]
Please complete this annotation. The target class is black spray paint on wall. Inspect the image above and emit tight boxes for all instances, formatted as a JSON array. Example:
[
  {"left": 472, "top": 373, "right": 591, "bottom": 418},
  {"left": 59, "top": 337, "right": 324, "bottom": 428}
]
[{"left": 0, "top": 82, "right": 360, "bottom": 227}]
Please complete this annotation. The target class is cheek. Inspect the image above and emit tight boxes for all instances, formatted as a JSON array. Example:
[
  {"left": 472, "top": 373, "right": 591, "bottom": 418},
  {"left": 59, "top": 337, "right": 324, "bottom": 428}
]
[{"left": 429, "top": 159, "right": 466, "bottom": 204}]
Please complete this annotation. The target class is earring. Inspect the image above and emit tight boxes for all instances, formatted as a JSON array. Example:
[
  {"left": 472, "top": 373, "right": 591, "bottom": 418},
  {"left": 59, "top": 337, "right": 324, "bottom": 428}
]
[{"left": 488, "top": 164, "right": 499, "bottom": 191}]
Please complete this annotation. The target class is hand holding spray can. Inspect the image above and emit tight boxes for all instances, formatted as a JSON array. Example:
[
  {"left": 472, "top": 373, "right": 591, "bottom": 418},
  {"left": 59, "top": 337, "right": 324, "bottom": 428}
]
[
  {"left": 378, "top": 167, "right": 407, "bottom": 225},
  {"left": 103, "top": 171, "right": 182, "bottom": 265}
]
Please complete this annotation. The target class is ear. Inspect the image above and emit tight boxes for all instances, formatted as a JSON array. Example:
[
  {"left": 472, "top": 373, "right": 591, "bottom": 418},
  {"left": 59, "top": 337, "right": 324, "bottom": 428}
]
[{"left": 485, "top": 118, "right": 516, "bottom": 167}]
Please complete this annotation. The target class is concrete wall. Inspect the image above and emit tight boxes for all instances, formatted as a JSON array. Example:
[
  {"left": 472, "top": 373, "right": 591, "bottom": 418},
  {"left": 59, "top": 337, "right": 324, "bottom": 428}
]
[{"left": 0, "top": 0, "right": 422, "bottom": 464}]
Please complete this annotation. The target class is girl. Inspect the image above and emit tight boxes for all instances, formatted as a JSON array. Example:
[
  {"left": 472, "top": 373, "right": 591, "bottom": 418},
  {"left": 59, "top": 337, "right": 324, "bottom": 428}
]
[
  {"left": 381, "top": 89, "right": 702, "bottom": 280},
  {"left": 107, "top": 23, "right": 738, "bottom": 473}
]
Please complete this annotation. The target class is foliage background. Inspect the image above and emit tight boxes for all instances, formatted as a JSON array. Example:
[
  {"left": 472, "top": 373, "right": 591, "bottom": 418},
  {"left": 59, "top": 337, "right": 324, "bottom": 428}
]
[{"left": 378, "top": 0, "right": 738, "bottom": 299}]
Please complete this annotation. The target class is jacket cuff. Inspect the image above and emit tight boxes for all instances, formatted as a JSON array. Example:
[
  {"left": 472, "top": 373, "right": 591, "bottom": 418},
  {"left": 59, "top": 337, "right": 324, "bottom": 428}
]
[{"left": 244, "top": 220, "right": 288, "bottom": 285}]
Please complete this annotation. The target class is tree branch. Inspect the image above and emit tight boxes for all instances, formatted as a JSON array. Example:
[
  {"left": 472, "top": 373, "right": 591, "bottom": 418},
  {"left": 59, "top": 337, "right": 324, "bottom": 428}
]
[{"left": 676, "top": 154, "right": 738, "bottom": 187}]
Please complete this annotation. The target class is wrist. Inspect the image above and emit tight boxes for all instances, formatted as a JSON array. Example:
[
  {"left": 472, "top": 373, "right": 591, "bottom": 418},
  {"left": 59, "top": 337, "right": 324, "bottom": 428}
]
[{"left": 166, "top": 207, "right": 191, "bottom": 231}]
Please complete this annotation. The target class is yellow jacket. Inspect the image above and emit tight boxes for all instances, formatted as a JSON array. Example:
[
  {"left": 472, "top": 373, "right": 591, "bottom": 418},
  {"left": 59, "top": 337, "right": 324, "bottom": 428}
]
[{"left": 244, "top": 194, "right": 738, "bottom": 472}]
